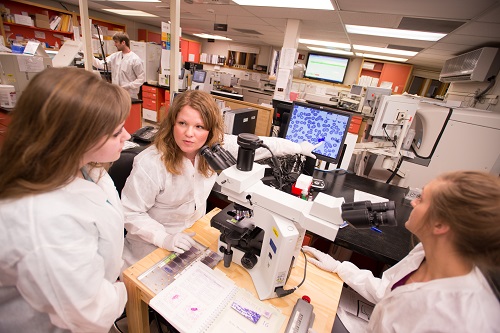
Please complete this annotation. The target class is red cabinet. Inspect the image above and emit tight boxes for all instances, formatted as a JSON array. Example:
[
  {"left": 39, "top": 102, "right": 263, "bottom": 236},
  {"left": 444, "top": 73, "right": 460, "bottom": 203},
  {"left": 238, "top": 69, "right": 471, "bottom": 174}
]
[
  {"left": 180, "top": 38, "right": 201, "bottom": 63},
  {"left": 0, "top": 110, "right": 12, "bottom": 147},
  {"left": 358, "top": 60, "right": 413, "bottom": 94},
  {"left": 141, "top": 85, "right": 170, "bottom": 123}
]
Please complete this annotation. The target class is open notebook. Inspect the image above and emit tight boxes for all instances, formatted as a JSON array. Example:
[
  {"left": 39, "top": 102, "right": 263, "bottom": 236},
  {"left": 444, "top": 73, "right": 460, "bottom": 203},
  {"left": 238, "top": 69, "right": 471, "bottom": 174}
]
[{"left": 149, "top": 261, "right": 285, "bottom": 333}]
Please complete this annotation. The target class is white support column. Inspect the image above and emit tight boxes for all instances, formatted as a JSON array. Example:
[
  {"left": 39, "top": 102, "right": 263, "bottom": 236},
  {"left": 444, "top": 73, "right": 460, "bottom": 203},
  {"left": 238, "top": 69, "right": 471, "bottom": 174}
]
[
  {"left": 79, "top": 0, "right": 93, "bottom": 72},
  {"left": 273, "top": 19, "right": 301, "bottom": 101},
  {"left": 169, "top": 0, "right": 181, "bottom": 97}
]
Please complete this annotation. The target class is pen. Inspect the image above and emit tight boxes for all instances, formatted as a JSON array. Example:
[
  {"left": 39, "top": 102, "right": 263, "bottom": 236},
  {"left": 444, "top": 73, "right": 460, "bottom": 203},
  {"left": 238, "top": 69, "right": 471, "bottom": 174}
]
[{"left": 371, "top": 227, "right": 382, "bottom": 233}]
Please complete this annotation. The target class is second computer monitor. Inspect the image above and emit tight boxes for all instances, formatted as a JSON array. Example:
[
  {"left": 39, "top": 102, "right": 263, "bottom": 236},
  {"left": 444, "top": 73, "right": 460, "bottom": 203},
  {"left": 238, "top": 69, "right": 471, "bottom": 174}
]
[
  {"left": 285, "top": 101, "right": 352, "bottom": 165},
  {"left": 192, "top": 70, "right": 207, "bottom": 83}
]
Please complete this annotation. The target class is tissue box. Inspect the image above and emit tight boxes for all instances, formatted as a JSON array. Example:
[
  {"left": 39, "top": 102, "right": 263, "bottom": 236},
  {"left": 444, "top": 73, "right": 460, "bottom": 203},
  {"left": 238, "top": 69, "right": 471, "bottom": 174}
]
[{"left": 14, "top": 14, "right": 33, "bottom": 26}]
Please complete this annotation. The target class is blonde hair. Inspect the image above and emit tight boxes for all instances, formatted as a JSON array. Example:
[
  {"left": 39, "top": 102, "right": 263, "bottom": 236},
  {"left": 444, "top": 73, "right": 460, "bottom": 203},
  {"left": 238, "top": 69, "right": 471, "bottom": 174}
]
[
  {"left": 154, "top": 90, "right": 224, "bottom": 177},
  {"left": 0, "top": 67, "right": 130, "bottom": 199},
  {"left": 428, "top": 171, "right": 500, "bottom": 269}
]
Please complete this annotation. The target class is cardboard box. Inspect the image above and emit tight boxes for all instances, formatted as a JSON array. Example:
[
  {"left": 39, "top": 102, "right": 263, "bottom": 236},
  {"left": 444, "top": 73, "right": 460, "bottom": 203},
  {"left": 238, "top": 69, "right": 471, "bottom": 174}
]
[{"left": 35, "top": 13, "right": 50, "bottom": 29}]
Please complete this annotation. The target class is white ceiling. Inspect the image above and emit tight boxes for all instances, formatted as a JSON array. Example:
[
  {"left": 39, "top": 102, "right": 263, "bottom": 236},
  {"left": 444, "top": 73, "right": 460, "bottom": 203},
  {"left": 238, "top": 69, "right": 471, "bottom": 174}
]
[{"left": 61, "top": 0, "right": 500, "bottom": 71}]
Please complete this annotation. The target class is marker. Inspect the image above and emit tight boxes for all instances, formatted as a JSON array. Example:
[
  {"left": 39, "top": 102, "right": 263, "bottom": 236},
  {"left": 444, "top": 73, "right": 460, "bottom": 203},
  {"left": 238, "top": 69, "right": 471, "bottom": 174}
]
[{"left": 371, "top": 227, "right": 382, "bottom": 233}]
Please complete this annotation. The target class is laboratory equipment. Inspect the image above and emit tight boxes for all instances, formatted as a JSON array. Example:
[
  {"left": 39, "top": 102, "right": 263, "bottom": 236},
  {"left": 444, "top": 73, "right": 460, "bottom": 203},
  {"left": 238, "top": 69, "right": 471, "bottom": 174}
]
[
  {"left": 0, "top": 53, "right": 52, "bottom": 97},
  {"left": 223, "top": 108, "right": 258, "bottom": 135},
  {"left": 341, "top": 201, "right": 397, "bottom": 228},
  {"left": 190, "top": 69, "right": 213, "bottom": 92},
  {"left": 284, "top": 101, "right": 352, "bottom": 166},
  {"left": 284, "top": 297, "right": 315, "bottom": 333},
  {"left": 202, "top": 134, "right": 346, "bottom": 300},
  {"left": 360, "top": 86, "right": 392, "bottom": 116}
]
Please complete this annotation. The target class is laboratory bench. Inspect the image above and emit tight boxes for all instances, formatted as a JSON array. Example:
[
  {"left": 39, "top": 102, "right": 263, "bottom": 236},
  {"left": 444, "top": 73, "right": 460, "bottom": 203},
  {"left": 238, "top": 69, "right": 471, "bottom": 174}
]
[{"left": 122, "top": 208, "right": 344, "bottom": 333}]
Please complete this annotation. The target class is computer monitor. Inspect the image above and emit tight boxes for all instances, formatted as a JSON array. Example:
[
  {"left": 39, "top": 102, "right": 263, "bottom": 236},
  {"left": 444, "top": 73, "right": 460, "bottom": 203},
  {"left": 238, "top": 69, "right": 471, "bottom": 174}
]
[
  {"left": 284, "top": 101, "right": 352, "bottom": 165},
  {"left": 192, "top": 70, "right": 207, "bottom": 83}
]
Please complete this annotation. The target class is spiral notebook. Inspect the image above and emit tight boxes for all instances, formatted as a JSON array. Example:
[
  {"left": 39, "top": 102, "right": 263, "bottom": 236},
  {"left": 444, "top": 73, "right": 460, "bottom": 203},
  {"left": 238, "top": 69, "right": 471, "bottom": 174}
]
[{"left": 149, "top": 261, "right": 285, "bottom": 333}]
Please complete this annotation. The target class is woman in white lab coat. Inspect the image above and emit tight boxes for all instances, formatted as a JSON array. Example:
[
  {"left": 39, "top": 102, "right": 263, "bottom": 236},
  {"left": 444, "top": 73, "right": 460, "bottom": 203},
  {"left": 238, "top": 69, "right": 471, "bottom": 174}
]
[
  {"left": 121, "top": 90, "right": 319, "bottom": 267},
  {"left": 0, "top": 67, "right": 131, "bottom": 333},
  {"left": 303, "top": 170, "right": 500, "bottom": 332}
]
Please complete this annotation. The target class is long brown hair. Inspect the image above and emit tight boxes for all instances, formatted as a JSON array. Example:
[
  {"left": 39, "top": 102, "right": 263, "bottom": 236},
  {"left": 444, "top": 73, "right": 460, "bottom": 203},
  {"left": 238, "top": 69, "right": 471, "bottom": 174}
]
[
  {"left": 0, "top": 67, "right": 130, "bottom": 199},
  {"left": 154, "top": 90, "right": 224, "bottom": 177},
  {"left": 427, "top": 171, "right": 500, "bottom": 269}
]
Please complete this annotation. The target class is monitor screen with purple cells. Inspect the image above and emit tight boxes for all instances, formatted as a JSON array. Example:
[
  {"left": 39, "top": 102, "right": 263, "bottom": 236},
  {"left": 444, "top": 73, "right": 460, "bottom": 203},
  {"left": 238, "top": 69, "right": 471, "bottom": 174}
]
[{"left": 285, "top": 102, "right": 352, "bottom": 164}]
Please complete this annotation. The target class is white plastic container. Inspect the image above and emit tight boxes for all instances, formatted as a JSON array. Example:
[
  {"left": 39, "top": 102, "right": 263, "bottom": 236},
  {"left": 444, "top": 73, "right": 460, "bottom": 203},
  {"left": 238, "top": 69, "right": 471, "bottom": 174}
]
[{"left": 0, "top": 85, "right": 16, "bottom": 108}]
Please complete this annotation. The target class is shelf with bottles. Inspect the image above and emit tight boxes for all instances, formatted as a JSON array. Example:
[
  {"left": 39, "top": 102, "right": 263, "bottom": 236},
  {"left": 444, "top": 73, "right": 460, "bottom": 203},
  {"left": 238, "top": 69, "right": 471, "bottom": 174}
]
[{"left": 0, "top": 0, "right": 76, "bottom": 48}]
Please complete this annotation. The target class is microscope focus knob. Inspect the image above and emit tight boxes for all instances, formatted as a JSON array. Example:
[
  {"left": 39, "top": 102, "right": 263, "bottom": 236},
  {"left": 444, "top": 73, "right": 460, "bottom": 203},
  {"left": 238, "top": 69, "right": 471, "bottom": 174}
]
[{"left": 241, "top": 252, "right": 258, "bottom": 269}]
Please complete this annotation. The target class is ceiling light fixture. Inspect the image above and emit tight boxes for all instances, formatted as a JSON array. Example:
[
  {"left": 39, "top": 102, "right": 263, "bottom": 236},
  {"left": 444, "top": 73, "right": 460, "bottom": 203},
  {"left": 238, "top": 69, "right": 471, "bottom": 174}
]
[
  {"left": 232, "top": 0, "right": 333, "bottom": 10},
  {"left": 103, "top": 9, "right": 158, "bottom": 17},
  {"left": 346, "top": 25, "right": 446, "bottom": 41},
  {"left": 355, "top": 52, "right": 408, "bottom": 62},
  {"left": 299, "top": 39, "right": 350, "bottom": 50},
  {"left": 307, "top": 46, "right": 353, "bottom": 56},
  {"left": 193, "top": 33, "right": 232, "bottom": 41},
  {"left": 353, "top": 45, "right": 418, "bottom": 56}
]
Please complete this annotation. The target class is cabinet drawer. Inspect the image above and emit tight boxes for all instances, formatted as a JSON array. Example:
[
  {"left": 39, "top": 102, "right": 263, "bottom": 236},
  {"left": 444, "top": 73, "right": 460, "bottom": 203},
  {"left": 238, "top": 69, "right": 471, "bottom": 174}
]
[
  {"left": 143, "top": 99, "right": 157, "bottom": 110},
  {"left": 143, "top": 108, "right": 158, "bottom": 122},
  {"left": 142, "top": 91, "right": 157, "bottom": 100},
  {"left": 0, "top": 122, "right": 8, "bottom": 137},
  {"left": 142, "top": 85, "right": 158, "bottom": 94},
  {"left": 0, "top": 112, "right": 12, "bottom": 126}
]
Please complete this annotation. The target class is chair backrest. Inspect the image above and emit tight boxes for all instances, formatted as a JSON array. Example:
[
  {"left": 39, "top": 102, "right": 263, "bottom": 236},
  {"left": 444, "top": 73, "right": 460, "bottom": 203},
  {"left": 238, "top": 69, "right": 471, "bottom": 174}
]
[{"left": 108, "top": 145, "right": 147, "bottom": 197}]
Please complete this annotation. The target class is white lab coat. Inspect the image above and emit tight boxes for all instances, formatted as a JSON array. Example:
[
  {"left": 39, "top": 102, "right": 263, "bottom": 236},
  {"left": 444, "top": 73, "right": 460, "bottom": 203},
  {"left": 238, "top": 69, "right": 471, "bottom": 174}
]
[
  {"left": 121, "top": 136, "right": 302, "bottom": 267},
  {"left": 0, "top": 168, "right": 127, "bottom": 333},
  {"left": 93, "top": 51, "right": 145, "bottom": 98},
  {"left": 335, "top": 243, "right": 500, "bottom": 333}
]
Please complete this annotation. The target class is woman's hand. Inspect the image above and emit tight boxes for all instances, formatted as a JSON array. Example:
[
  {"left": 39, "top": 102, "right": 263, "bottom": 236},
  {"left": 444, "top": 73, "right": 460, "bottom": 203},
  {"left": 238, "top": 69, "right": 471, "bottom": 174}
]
[
  {"left": 162, "top": 232, "right": 196, "bottom": 253},
  {"left": 302, "top": 246, "right": 340, "bottom": 272}
]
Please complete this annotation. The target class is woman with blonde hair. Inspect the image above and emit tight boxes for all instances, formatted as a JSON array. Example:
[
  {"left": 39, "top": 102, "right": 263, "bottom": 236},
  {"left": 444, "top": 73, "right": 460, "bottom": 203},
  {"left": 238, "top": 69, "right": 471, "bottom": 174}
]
[
  {"left": 0, "top": 67, "right": 131, "bottom": 333},
  {"left": 122, "top": 90, "right": 225, "bottom": 266},
  {"left": 304, "top": 170, "right": 500, "bottom": 332}
]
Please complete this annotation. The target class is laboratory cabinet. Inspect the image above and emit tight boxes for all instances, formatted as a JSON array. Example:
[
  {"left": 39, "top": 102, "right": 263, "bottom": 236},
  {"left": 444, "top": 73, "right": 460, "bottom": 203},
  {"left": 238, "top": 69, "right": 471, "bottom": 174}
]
[
  {"left": 141, "top": 84, "right": 170, "bottom": 123},
  {"left": 124, "top": 99, "right": 143, "bottom": 135},
  {"left": 138, "top": 29, "right": 161, "bottom": 44},
  {"left": 357, "top": 59, "right": 413, "bottom": 94},
  {"left": 0, "top": 109, "right": 12, "bottom": 147},
  {"left": 180, "top": 38, "right": 201, "bottom": 63}
]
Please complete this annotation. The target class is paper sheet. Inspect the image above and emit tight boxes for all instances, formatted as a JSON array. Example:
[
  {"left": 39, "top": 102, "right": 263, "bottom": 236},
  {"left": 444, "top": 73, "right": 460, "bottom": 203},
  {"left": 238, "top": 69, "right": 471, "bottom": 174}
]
[{"left": 354, "top": 190, "right": 388, "bottom": 203}]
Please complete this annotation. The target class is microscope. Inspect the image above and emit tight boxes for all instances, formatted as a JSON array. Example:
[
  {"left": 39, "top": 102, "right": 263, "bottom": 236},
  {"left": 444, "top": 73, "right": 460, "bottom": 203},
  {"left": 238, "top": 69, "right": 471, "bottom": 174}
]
[{"left": 201, "top": 134, "right": 396, "bottom": 300}]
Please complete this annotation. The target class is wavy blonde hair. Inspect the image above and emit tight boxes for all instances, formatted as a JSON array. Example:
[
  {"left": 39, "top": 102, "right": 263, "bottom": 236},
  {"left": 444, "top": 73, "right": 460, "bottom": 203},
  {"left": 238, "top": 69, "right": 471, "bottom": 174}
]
[
  {"left": 0, "top": 67, "right": 131, "bottom": 199},
  {"left": 153, "top": 90, "right": 224, "bottom": 177}
]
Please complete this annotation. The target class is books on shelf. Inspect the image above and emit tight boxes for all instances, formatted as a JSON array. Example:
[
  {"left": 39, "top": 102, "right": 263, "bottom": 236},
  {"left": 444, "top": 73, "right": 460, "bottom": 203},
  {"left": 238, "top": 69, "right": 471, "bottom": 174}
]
[{"left": 150, "top": 261, "right": 285, "bottom": 333}]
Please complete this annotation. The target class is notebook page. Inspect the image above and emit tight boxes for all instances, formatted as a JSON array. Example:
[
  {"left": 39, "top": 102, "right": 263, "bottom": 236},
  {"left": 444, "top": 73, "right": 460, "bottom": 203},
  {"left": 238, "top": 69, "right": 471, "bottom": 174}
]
[{"left": 150, "top": 261, "right": 236, "bottom": 333}]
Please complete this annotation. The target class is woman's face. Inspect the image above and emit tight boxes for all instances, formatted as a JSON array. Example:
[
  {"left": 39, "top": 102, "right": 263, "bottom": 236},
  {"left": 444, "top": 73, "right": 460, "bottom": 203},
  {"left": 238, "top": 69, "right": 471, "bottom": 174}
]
[
  {"left": 405, "top": 180, "right": 437, "bottom": 238},
  {"left": 83, "top": 122, "right": 130, "bottom": 165},
  {"left": 173, "top": 105, "right": 209, "bottom": 160}
]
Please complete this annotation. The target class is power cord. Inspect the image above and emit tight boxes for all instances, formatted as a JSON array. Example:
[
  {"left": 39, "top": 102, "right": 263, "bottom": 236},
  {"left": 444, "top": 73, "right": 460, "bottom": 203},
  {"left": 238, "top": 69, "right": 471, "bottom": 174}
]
[{"left": 275, "top": 248, "right": 308, "bottom": 297}]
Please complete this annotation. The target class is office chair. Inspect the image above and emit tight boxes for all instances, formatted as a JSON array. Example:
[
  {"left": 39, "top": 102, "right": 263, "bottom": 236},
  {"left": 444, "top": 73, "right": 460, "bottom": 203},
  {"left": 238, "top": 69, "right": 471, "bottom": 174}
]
[{"left": 108, "top": 145, "right": 148, "bottom": 197}]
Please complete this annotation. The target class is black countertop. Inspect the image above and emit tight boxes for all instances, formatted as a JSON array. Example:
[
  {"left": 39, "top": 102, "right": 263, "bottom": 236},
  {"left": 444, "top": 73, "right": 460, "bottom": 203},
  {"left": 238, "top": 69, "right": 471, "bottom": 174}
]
[{"left": 314, "top": 171, "right": 413, "bottom": 265}]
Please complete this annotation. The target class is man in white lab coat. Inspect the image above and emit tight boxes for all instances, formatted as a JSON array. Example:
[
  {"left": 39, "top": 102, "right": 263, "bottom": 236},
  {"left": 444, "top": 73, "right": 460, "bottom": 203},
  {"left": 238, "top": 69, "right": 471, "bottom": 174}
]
[{"left": 93, "top": 32, "right": 145, "bottom": 98}]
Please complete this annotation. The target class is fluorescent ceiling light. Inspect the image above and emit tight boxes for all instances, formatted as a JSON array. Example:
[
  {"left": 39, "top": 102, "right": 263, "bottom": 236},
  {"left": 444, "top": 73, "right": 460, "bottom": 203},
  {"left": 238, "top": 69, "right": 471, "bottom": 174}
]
[
  {"left": 233, "top": 0, "right": 333, "bottom": 10},
  {"left": 308, "top": 46, "right": 353, "bottom": 56},
  {"left": 102, "top": 9, "right": 158, "bottom": 17},
  {"left": 355, "top": 52, "right": 408, "bottom": 62},
  {"left": 346, "top": 25, "right": 446, "bottom": 42},
  {"left": 299, "top": 39, "right": 350, "bottom": 50},
  {"left": 193, "top": 33, "right": 232, "bottom": 41},
  {"left": 353, "top": 45, "right": 417, "bottom": 56}
]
